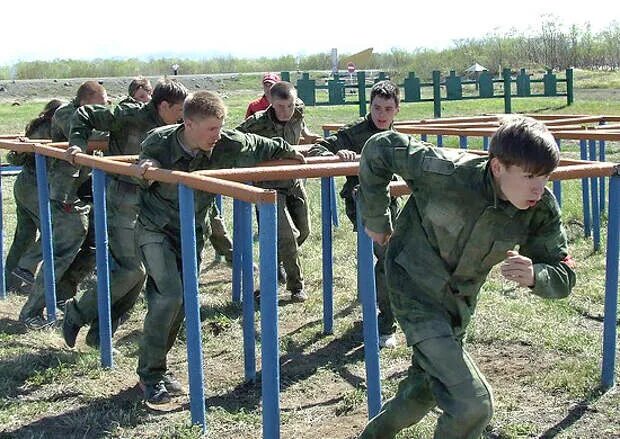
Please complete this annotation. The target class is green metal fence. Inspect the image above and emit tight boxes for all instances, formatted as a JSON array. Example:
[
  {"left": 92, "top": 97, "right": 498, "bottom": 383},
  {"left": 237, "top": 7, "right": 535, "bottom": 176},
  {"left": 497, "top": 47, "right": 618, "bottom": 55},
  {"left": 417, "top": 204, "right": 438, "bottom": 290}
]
[{"left": 282, "top": 68, "right": 574, "bottom": 117}]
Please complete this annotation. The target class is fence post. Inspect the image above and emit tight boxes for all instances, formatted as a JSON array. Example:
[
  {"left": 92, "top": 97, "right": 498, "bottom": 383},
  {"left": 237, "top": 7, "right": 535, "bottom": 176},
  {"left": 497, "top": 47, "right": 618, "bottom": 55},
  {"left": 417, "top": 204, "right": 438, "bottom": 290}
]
[
  {"left": 0, "top": 157, "right": 5, "bottom": 299},
  {"left": 580, "top": 140, "right": 592, "bottom": 237},
  {"left": 280, "top": 71, "right": 291, "bottom": 83},
  {"left": 240, "top": 200, "right": 256, "bottom": 383},
  {"left": 602, "top": 174, "right": 620, "bottom": 389},
  {"left": 259, "top": 201, "right": 281, "bottom": 439},
  {"left": 232, "top": 198, "right": 242, "bottom": 302},
  {"left": 432, "top": 70, "right": 442, "bottom": 118},
  {"left": 566, "top": 68, "right": 574, "bottom": 105},
  {"left": 178, "top": 184, "right": 207, "bottom": 432},
  {"left": 357, "top": 71, "right": 367, "bottom": 116},
  {"left": 35, "top": 153, "right": 57, "bottom": 321},
  {"left": 92, "top": 169, "right": 113, "bottom": 368},
  {"left": 503, "top": 68, "right": 512, "bottom": 114},
  {"left": 356, "top": 194, "right": 382, "bottom": 419},
  {"left": 321, "top": 178, "right": 334, "bottom": 335}
]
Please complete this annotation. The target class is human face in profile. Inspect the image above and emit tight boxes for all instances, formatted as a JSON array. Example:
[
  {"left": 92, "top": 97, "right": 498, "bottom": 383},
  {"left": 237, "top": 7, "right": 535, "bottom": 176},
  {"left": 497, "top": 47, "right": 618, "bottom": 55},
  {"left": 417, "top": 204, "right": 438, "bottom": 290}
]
[{"left": 491, "top": 158, "right": 550, "bottom": 209}]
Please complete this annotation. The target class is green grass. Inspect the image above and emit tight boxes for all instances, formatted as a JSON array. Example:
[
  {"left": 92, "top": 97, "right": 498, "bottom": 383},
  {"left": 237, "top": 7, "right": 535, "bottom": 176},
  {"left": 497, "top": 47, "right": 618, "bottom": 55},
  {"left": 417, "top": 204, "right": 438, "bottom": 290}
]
[{"left": 0, "top": 74, "right": 619, "bottom": 438}]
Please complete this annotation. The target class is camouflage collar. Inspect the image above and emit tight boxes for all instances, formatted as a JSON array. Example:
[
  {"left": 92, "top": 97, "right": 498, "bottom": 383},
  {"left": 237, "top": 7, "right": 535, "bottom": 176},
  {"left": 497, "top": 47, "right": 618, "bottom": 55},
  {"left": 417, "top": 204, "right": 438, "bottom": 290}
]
[{"left": 485, "top": 161, "right": 520, "bottom": 217}]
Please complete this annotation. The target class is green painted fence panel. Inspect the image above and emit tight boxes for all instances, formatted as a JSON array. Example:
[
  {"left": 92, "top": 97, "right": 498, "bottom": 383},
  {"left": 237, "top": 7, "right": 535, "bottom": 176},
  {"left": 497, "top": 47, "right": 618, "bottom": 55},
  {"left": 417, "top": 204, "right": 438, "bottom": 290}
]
[
  {"left": 297, "top": 73, "right": 316, "bottom": 106},
  {"left": 327, "top": 79, "right": 345, "bottom": 105},
  {"left": 404, "top": 72, "right": 421, "bottom": 102},
  {"left": 516, "top": 68, "right": 531, "bottom": 97},
  {"left": 446, "top": 70, "right": 462, "bottom": 100},
  {"left": 478, "top": 71, "right": 494, "bottom": 98},
  {"left": 543, "top": 69, "right": 557, "bottom": 96}
]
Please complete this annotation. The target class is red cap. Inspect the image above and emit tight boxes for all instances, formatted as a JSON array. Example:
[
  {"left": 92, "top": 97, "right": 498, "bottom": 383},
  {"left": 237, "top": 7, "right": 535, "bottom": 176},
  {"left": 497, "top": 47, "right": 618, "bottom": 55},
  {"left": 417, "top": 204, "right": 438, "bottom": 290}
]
[{"left": 262, "top": 73, "right": 280, "bottom": 85}]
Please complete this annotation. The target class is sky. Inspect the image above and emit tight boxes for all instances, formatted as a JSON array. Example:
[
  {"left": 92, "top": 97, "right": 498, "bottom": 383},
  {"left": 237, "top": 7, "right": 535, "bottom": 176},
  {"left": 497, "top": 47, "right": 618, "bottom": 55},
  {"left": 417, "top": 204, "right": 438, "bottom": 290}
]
[{"left": 1, "top": 0, "right": 616, "bottom": 66}]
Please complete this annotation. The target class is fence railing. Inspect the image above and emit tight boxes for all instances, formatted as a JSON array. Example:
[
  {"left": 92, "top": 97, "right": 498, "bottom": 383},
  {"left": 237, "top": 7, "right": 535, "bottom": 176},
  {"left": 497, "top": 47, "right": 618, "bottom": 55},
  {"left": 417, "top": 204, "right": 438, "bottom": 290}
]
[{"left": 284, "top": 68, "right": 573, "bottom": 118}]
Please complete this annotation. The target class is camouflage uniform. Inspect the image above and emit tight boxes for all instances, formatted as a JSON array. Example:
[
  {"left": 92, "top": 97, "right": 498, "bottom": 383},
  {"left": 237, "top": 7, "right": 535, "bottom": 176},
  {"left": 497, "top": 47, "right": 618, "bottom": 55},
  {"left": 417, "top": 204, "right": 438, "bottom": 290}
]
[
  {"left": 136, "top": 125, "right": 298, "bottom": 386},
  {"left": 19, "top": 99, "right": 98, "bottom": 321},
  {"left": 357, "top": 132, "right": 576, "bottom": 438},
  {"left": 208, "top": 204, "right": 233, "bottom": 263},
  {"left": 309, "top": 114, "right": 399, "bottom": 336},
  {"left": 236, "top": 101, "right": 309, "bottom": 294},
  {"left": 4, "top": 122, "right": 51, "bottom": 289},
  {"left": 63, "top": 100, "right": 167, "bottom": 345}
]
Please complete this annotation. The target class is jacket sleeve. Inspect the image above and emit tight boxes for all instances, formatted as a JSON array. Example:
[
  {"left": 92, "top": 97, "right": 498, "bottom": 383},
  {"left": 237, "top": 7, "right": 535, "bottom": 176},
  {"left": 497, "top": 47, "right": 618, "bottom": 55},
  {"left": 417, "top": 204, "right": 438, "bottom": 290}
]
[
  {"left": 522, "top": 196, "right": 576, "bottom": 299},
  {"left": 238, "top": 132, "right": 297, "bottom": 165},
  {"left": 358, "top": 132, "right": 426, "bottom": 233},
  {"left": 69, "top": 105, "right": 116, "bottom": 152}
]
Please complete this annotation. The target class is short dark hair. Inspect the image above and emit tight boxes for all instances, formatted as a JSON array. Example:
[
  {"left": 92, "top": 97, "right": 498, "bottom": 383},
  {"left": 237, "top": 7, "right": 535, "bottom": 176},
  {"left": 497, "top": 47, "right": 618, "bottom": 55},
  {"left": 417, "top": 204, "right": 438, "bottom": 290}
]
[
  {"left": 76, "top": 80, "right": 106, "bottom": 104},
  {"left": 183, "top": 90, "right": 227, "bottom": 121},
  {"left": 489, "top": 116, "right": 559, "bottom": 176},
  {"left": 151, "top": 78, "right": 188, "bottom": 108},
  {"left": 370, "top": 80, "right": 400, "bottom": 107},
  {"left": 128, "top": 76, "right": 152, "bottom": 98},
  {"left": 269, "top": 81, "right": 296, "bottom": 101}
]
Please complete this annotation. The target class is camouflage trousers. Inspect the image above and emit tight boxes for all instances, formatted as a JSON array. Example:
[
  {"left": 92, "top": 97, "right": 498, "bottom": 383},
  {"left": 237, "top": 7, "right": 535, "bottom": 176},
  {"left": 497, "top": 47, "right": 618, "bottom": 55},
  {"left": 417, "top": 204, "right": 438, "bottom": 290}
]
[
  {"left": 65, "top": 178, "right": 146, "bottom": 344},
  {"left": 276, "top": 180, "right": 310, "bottom": 293},
  {"left": 359, "top": 260, "right": 493, "bottom": 439},
  {"left": 207, "top": 204, "right": 233, "bottom": 263},
  {"left": 19, "top": 199, "right": 96, "bottom": 320},
  {"left": 5, "top": 171, "right": 42, "bottom": 285},
  {"left": 135, "top": 220, "right": 204, "bottom": 385}
]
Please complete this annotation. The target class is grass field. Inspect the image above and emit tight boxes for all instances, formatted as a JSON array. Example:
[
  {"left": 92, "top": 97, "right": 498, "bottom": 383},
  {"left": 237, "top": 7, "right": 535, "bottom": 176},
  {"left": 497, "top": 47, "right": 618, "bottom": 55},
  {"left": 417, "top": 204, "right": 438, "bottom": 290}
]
[{"left": 0, "top": 73, "right": 619, "bottom": 438}]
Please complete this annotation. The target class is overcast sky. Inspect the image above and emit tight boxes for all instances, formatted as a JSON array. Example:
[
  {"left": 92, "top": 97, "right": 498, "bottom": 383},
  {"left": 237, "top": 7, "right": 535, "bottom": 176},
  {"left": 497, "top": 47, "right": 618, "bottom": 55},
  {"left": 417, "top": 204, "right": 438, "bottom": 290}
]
[{"left": 1, "top": 0, "right": 615, "bottom": 65}]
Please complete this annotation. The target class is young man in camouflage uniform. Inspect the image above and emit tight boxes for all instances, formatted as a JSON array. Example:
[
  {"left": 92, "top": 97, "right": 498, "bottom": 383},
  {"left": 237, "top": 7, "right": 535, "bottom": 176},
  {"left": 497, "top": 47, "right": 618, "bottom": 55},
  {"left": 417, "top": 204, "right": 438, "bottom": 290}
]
[
  {"left": 6, "top": 99, "right": 63, "bottom": 293},
  {"left": 309, "top": 80, "right": 401, "bottom": 347},
  {"left": 357, "top": 116, "right": 576, "bottom": 438},
  {"left": 135, "top": 90, "right": 305, "bottom": 404},
  {"left": 236, "top": 81, "right": 319, "bottom": 302},
  {"left": 61, "top": 78, "right": 187, "bottom": 348},
  {"left": 19, "top": 81, "right": 108, "bottom": 328}
]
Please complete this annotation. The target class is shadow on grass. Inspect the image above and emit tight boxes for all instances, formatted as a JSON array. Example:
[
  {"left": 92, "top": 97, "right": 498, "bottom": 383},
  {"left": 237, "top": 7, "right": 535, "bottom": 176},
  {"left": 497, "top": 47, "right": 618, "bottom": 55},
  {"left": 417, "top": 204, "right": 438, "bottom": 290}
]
[
  {"left": 0, "top": 317, "right": 28, "bottom": 335},
  {"left": 526, "top": 104, "right": 570, "bottom": 114},
  {"left": 205, "top": 301, "right": 366, "bottom": 413},
  {"left": 0, "top": 386, "right": 159, "bottom": 439},
  {"left": 537, "top": 386, "right": 606, "bottom": 438},
  {"left": 0, "top": 345, "right": 81, "bottom": 398}
]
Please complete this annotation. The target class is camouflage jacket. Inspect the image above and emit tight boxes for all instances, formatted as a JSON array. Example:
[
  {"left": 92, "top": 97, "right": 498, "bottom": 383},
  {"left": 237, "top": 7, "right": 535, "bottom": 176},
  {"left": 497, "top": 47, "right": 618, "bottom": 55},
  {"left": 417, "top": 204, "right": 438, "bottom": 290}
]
[
  {"left": 48, "top": 99, "right": 92, "bottom": 203},
  {"left": 138, "top": 125, "right": 298, "bottom": 236},
  {"left": 70, "top": 100, "right": 163, "bottom": 156},
  {"left": 236, "top": 99, "right": 306, "bottom": 190},
  {"left": 359, "top": 131, "right": 576, "bottom": 344},
  {"left": 309, "top": 113, "right": 391, "bottom": 198}
]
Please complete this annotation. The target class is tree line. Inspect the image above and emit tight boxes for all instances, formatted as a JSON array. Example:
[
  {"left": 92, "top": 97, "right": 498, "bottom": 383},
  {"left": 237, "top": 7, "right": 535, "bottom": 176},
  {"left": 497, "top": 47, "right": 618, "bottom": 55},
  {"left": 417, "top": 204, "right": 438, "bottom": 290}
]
[{"left": 1, "top": 18, "right": 618, "bottom": 81}]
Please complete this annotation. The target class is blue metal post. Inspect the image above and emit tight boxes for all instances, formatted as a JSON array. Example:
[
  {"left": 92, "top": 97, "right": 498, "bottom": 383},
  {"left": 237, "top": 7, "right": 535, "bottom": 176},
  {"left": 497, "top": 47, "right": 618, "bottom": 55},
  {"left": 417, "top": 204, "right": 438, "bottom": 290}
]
[
  {"left": 330, "top": 177, "right": 339, "bottom": 228},
  {"left": 240, "top": 200, "right": 256, "bottom": 382},
  {"left": 483, "top": 136, "right": 489, "bottom": 151},
  {"left": 459, "top": 136, "right": 468, "bottom": 149},
  {"left": 356, "top": 199, "right": 382, "bottom": 418},
  {"left": 216, "top": 193, "right": 223, "bottom": 214},
  {"left": 259, "top": 201, "right": 280, "bottom": 439},
  {"left": 437, "top": 135, "right": 443, "bottom": 147},
  {"left": 602, "top": 174, "right": 619, "bottom": 389},
  {"left": 178, "top": 184, "right": 206, "bottom": 431},
  {"left": 321, "top": 178, "right": 334, "bottom": 334},
  {"left": 589, "top": 140, "right": 600, "bottom": 250},
  {"left": 580, "top": 140, "right": 591, "bottom": 237},
  {"left": 92, "top": 169, "right": 113, "bottom": 368},
  {"left": 324, "top": 126, "right": 340, "bottom": 228},
  {"left": 0, "top": 155, "right": 5, "bottom": 299},
  {"left": 35, "top": 153, "right": 57, "bottom": 321},
  {"left": 599, "top": 139, "right": 606, "bottom": 213},
  {"left": 553, "top": 139, "right": 562, "bottom": 207},
  {"left": 420, "top": 134, "right": 427, "bottom": 142},
  {"left": 232, "top": 198, "right": 242, "bottom": 302}
]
